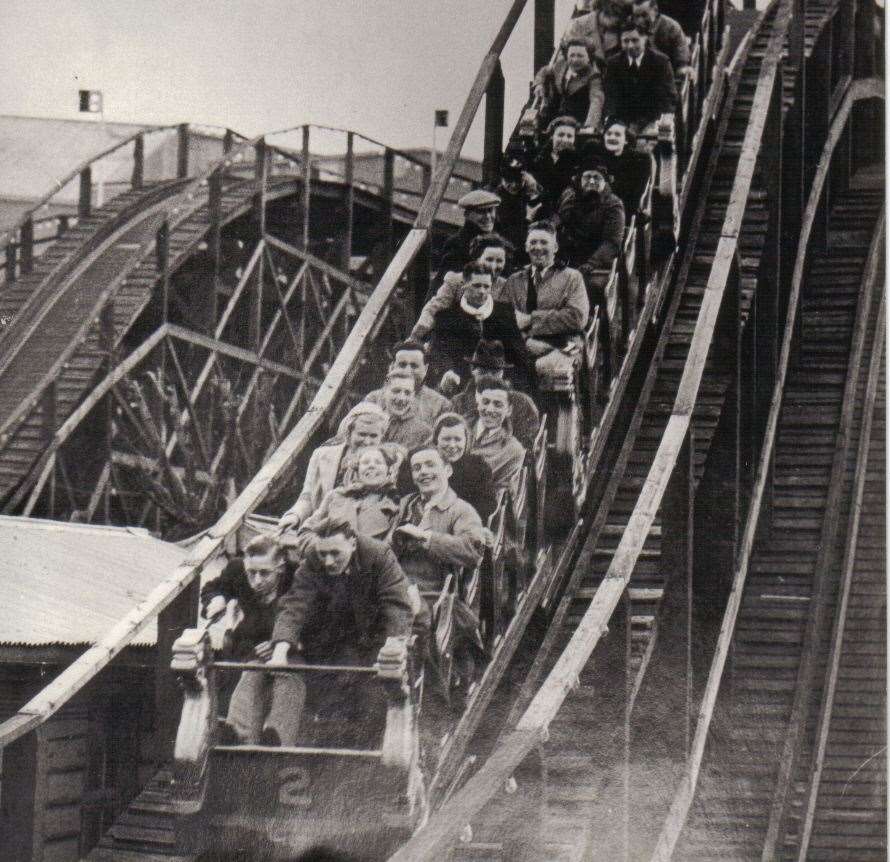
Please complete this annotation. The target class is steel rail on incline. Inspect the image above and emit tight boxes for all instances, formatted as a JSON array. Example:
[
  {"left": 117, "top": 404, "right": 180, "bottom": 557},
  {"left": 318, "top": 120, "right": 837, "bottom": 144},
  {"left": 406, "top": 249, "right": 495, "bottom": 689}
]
[
  {"left": 0, "top": 0, "right": 530, "bottom": 750},
  {"left": 650, "top": 74, "right": 886, "bottom": 862},
  {"left": 386, "top": 2, "right": 794, "bottom": 858}
]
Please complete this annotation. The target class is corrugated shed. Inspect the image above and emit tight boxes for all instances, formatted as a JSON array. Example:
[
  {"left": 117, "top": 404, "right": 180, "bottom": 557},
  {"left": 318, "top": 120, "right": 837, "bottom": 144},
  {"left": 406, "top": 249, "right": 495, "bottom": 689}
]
[{"left": 0, "top": 516, "right": 189, "bottom": 647}]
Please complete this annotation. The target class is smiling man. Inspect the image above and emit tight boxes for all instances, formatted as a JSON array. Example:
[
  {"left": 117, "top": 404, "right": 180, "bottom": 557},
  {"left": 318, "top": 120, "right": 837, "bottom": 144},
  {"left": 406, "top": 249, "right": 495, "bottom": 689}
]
[
  {"left": 501, "top": 220, "right": 590, "bottom": 356},
  {"left": 465, "top": 375, "right": 527, "bottom": 502},
  {"left": 365, "top": 340, "right": 451, "bottom": 426},
  {"left": 379, "top": 369, "right": 433, "bottom": 451},
  {"left": 390, "top": 444, "right": 486, "bottom": 702},
  {"left": 428, "top": 262, "right": 531, "bottom": 390}
]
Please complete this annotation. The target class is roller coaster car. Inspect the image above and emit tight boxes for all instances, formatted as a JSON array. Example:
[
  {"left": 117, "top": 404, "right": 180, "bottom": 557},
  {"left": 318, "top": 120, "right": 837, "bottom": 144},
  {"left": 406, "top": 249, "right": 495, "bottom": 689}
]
[{"left": 168, "top": 628, "right": 428, "bottom": 860}]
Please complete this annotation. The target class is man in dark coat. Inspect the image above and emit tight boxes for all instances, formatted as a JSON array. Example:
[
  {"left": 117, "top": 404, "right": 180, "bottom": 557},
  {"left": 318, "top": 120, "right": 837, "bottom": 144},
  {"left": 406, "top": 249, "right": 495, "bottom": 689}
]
[
  {"left": 263, "top": 516, "right": 414, "bottom": 745},
  {"left": 555, "top": 157, "right": 626, "bottom": 302},
  {"left": 434, "top": 189, "right": 501, "bottom": 281},
  {"left": 534, "top": 38, "right": 605, "bottom": 131},
  {"left": 603, "top": 21, "right": 678, "bottom": 134},
  {"left": 200, "top": 534, "right": 294, "bottom": 743},
  {"left": 632, "top": 0, "right": 691, "bottom": 76},
  {"left": 429, "top": 262, "right": 532, "bottom": 392}
]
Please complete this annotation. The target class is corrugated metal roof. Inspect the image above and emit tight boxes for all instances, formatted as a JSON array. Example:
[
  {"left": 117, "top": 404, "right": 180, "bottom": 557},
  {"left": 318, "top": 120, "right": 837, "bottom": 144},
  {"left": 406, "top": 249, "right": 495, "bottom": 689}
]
[{"left": 0, "top": 516, "right": 189, "bottom": 648}]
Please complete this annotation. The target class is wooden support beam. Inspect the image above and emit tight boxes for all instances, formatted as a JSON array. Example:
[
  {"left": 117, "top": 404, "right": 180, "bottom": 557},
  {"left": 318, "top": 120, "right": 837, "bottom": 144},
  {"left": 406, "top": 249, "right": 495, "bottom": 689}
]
[
  {"left": 483, "top": 60, "right": 505, "bottom": 187},
  {"left": 533, "top": 0, "right": 555, "bottom": 74},
  {"left": 208, "top": 168, "right": 223, "bottom": 328},
  {"left": 4, "top": 241, "right": 16, "bottom": 284},
  {"left": 340, "top": 131, "right": 355, "bottom": 274},
  {"left": 165, "top": 324, "right": 304, "bottom": 381},
  {"left": 301, "top": 125, "right": 312, "bottom": 250},
  {"left": 176, "top": 123, "right": 190, "bottom": 178},
  {"left": 382, "top": 148, "right": 395, "bottom": 256},
  {"left": 132, "top": 133, "right": 144, "bottom": 190},
  {"left": 78, "top": 166, "right": 92, "bottom": 218},
  {"left": 156, "top": 221, "right": 170, "bottom": 323},
  {"left": 251, "top": 140, "right": 268, "bottom": 352},
  {"left": 19, "top": 217, "right": 33, "bottom": 276}
]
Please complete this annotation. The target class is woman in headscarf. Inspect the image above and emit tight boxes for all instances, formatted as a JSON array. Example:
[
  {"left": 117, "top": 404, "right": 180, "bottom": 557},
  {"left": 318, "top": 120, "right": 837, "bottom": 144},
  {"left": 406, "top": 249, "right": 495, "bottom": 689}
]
[
  {"left": 286, "top": 444, "right": 402, "bottom": 558},
  {"left": 397, "top": 412, "right": 497, "bottom": 524}
]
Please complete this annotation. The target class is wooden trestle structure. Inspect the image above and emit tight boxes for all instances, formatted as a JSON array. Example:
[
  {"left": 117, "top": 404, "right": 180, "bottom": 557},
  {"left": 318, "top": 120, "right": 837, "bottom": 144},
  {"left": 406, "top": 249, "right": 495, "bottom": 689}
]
[{"left": 0, "top": 1, "right": 884, "bottom": 860}]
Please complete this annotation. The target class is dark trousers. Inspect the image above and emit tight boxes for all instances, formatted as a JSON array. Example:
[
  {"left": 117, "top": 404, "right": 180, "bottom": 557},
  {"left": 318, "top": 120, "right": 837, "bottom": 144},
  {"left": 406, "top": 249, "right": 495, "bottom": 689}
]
[{"left": 265, "top": 644, "right": 386, "bottom": 746}]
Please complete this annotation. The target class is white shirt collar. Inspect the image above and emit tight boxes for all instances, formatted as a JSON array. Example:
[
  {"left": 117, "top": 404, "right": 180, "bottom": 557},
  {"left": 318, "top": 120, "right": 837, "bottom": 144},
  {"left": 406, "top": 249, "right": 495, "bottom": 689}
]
[{"left": 628, "top": 54, "right": 643, "bottom": 68}]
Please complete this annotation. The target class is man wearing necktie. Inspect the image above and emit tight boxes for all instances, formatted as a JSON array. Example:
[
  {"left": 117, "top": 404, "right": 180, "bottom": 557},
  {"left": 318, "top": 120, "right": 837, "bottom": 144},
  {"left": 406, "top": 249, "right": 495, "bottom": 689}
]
[
  {"left": 502, "top": 221, "right": 589, "bottom": 358},
  {"left": 603, "top": 20, "right": 677, "bottom": 135}
]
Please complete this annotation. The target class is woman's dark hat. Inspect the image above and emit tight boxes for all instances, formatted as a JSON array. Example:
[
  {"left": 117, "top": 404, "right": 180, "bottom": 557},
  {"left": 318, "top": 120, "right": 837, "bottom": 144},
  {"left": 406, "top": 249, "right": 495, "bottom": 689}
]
[{"left": 465, "top": 339, "right": 513, "bottom": 369}]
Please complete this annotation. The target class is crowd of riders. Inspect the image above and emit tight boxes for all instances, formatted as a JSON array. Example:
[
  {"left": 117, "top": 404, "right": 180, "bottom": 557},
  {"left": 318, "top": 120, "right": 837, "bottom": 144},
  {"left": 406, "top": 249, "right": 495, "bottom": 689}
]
[{"left": 199, "top": 0, "right": 700, "bottom": 747}]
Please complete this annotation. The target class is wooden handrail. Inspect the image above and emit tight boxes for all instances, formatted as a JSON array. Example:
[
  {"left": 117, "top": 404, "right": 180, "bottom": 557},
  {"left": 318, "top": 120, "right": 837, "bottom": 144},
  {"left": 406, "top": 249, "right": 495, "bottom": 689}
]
[
  {"left": 388, "top": 3, "right": 791, "bottom": 859},
  {"left": 0, "top": 124, "right": 182, "bottom": 245},
  {"left": 649, "top": 75, "right": 885, "bottom": 862},
  {"left": 0, "top": 0, "right": 530, "bottom": 751}
]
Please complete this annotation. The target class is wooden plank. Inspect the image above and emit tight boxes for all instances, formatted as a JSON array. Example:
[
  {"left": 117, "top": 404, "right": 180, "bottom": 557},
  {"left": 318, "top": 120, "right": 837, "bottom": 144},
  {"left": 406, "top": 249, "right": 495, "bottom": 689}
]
[
  {"left": 649, "top": 73, "right": 885, "bottom": 862},
  {"left": 164, "top": 324, "right": 304, "bottom": 381}
]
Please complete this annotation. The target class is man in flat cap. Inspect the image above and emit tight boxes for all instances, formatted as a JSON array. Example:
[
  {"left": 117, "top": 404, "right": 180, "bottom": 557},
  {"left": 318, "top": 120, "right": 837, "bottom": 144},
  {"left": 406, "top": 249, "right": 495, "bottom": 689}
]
[{"left": 434, "top": 189, "right": 501, "bottom": 282}]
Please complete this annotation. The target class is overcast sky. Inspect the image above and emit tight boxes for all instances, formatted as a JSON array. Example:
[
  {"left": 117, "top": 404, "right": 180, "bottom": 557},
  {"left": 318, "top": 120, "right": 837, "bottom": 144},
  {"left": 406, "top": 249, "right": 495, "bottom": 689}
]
[{"left": 0, "top": 0, "right": 577, "bottom": 159}]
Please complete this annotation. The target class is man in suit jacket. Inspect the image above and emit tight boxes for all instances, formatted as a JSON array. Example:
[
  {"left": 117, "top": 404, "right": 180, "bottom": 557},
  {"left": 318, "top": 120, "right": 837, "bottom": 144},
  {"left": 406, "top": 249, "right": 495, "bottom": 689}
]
[
  {"left": 277, "top": 403, "right": 388, "bottom": 530},
  {"left": 604, "top": 21, "right": 678, "bottom": 134},
  {"left": 429, "top": 262, "right": 533, "bottom": 392},
  {"left": 264, "top": 516, "right": 414, "bottom": 745},
  {"left": 500, "top": 221, "right": 590, "bottom": 356}
]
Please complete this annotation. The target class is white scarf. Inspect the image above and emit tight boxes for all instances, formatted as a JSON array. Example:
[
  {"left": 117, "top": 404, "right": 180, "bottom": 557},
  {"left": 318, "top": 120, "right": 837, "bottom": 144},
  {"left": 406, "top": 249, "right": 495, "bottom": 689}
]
[{"left": 460, "top": 293, "right": 494, "bottom": 321}]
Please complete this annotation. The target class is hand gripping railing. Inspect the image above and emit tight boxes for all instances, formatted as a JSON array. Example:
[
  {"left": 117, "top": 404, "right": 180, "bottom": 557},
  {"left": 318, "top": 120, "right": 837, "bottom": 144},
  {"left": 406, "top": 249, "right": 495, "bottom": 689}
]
[{"left": 0, "top": 0, "right": 530, "bottom": 751}]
